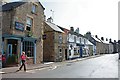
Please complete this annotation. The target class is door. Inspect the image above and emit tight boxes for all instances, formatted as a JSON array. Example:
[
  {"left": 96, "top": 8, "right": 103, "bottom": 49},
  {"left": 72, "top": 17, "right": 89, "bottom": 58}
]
[
  {"left": 7, "top": 44, "right": 12, "bottom": 57},
  {"left": 65, "top": 49, "right": 68, "bottom": 60},
  {"left": 80, "top": 47, "right": 83, "bottom": 58}
]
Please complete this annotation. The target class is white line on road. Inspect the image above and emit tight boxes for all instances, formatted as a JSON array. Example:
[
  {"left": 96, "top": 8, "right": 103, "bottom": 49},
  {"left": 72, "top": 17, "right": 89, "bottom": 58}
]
[
  {"left": 26, "top": 67, "right": 48, "bottom": 73},
  {"left": 0, "top": 72, "right": 5, "bottom": 74},
  {"left": 44, "top": 62, "right": 54, "bottom": 65}
]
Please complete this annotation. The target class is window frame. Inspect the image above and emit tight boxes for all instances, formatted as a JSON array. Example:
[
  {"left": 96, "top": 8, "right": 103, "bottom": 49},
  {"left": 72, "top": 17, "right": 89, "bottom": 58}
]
[
  {"left": 22, "top": 41, "right": 34, "bottom": 58},
  {"left": 31, "top": 3, "right": 38, "bottom": 14},
  {"left": 25, "top": 15, "right": 34, "bottom": 32}
]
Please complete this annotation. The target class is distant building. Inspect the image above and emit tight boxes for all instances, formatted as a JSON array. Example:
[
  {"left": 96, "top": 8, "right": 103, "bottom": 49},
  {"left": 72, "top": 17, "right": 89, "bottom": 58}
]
[{"left": 67, "top": 27, "right": 95, "bottom": 59}]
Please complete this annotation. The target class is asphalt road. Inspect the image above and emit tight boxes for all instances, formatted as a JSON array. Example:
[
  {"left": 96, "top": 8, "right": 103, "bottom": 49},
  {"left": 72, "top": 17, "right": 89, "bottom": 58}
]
[{"left": 2, "top": 54, "right": 118, "bottom": 78}]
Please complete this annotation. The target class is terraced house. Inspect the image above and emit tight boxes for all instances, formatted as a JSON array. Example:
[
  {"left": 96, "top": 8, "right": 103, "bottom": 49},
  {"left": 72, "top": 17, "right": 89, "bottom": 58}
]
[
  {"left": 43, "top": 17, "right": 64, "bottom": 62},
  {"left": 67, "top": 27, "right": 94, "bottom": 59},
  {"left": 2, "top": 1, "right": 45, "bottom": 66}
]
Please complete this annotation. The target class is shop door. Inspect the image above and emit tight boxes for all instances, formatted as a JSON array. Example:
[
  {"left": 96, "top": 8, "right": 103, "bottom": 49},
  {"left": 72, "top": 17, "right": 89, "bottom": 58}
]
[{"left": 7, "top": 44, "right": 12, "bottom": 57}]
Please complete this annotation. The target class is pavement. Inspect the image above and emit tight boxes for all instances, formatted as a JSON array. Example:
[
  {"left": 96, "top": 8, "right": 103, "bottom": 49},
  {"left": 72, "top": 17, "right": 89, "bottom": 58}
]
[{"left": 1, "top": 54, "right": 103, "bottom": 74}]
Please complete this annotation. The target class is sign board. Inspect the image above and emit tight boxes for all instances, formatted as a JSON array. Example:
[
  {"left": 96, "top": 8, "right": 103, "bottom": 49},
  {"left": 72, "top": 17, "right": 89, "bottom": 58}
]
[{"left": 15, "top": 22, "right": 24, "bottom": 31}]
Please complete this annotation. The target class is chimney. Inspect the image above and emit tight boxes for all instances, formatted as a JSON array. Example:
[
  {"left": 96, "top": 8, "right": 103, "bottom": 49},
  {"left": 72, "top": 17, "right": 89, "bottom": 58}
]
[
  {"left": 70, "top": 27, "right": 74, "bottom": 32},
  {"left": 75, "top": 28, "right": 79, "bottom": 34},
  {"left": 47, "top": 17, "right": 53, "bottom": 23},
  {"left": 86, "top": 31, "right": 91, "bottom": 37}
]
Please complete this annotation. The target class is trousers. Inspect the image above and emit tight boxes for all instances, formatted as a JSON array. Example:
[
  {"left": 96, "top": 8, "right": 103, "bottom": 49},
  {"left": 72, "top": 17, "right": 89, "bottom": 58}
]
[{"left": 19, "top": 60, "right": 26, "bottom": 71}]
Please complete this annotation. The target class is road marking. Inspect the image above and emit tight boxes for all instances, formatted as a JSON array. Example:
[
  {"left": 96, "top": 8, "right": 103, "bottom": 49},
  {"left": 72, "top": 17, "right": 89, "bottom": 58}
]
[
  {"left": 25, "top": 65, "right": 59, "bottom": 73},
  {"left": 48, "top": 65, "right": 58, "bottom": 71},
  {"left": 26, "top": 70, "right": 35, "bottom": 73},
  {"left": 44, "top": 62, "right": 54, "bottom": 65},
  {"left": 26, "top": 67, "right": 50, "bottom": 73},
  {"left": 35, "top": 67, "right": 48, "bottom": 71},
  {"left": 0, "top": 72, "right": 5, "bottom": 74}
]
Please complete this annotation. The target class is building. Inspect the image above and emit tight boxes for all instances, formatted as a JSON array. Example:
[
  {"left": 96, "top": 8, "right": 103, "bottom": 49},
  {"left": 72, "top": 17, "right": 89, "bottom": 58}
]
[
  {"left": 43, "top": 18, "right": 64, "bottom": 62},
  {"left": 67, "top": 27, "right": 89, "bottom": 59},
  {"left": 58, "top": 26, "right": 69, "bottom": 60},
  {"left": 84, "top": 38, "right": 96, "bottom": 56},
  {"left": 85, "top": 32, "right": 97, "bottom": 55},
  {"left": 2, "top": 1, "right": 45, "bottom": 65}
]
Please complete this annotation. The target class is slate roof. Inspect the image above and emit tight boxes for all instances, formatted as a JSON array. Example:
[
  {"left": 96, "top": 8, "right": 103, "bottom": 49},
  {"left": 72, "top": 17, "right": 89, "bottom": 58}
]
[
  {"left": 45, "top": 21, "right": 64, "bottom": 33},
  {"left": 2, "top": 2, "right": 26, "bottom": 11},
  {"left": 2, "top": 1, "right": 45, "bottom": 11}
]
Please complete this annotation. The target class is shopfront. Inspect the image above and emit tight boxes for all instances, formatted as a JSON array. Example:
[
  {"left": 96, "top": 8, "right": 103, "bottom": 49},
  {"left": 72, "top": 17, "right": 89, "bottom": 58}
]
[{"left": 2, "top": 34, "right": 37, "bottom": 66}]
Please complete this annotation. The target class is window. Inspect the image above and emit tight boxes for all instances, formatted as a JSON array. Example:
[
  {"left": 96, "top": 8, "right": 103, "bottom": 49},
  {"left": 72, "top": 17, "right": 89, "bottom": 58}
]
[
  {"left": 74, "top": 48, "right": 77, "bottom": 53},
  {"left": 26, "top": 17, "right": 33, "bottom": 31},
  {"left": 59, "top": 35, "right": 62, "bottom": 43},
  {"left": 74, "top": 36, "right": 76, "bottom": 43},
  {"left": 84, "top": 39, "right": 86, "bottom": 44},
  {"left": 59, "top": 49, "right": 62, "bottom": 53},
  {"left": 32, "top": 4, "right": 37, "bottom": 14},
  {"left": 22, "top": 41, "right": 34, "bottom": 57},
  {"left": 80, "top": 38, "right": 81, "bottom": 43},
  {"left": 59, "top": 48, "right": 62, "bottom": 57}
]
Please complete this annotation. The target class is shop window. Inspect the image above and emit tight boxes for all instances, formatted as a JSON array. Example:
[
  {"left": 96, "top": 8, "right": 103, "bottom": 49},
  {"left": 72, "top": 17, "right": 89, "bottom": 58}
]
[{"left": 22, "top": 41, "right": 34, "bottom": 57}]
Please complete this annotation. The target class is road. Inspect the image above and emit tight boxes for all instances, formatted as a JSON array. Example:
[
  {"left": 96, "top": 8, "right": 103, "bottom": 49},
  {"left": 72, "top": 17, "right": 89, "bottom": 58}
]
[{"left": 2, "top": 54, "right": 118, "bottom": 78}]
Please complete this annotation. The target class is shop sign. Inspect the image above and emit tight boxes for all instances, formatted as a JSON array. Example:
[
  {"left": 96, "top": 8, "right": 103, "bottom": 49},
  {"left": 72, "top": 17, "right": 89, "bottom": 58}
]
[{"left": 15, "top": 22, "right": 24, "bottom": 31}]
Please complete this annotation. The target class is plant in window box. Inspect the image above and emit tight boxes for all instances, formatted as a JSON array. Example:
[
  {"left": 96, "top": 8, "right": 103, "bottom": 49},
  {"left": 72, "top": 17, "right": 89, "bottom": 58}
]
[{"left": 27, "top": 31, "right": 33, "bottom": 37}]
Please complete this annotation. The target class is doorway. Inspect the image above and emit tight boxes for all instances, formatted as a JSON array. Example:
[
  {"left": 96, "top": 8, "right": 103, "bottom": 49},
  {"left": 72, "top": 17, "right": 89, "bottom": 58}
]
[
  {"left": 65, "top": 49, "right": 68, "bottom": 60},
  {"left": 7, "top": 39, "right": 18, "bottom": 65}
]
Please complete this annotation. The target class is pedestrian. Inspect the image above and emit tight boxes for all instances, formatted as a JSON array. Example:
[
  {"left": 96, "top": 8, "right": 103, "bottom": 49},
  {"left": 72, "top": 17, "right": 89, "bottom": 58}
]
[{"left": 16, "top": 51, "right": 28, "bottom": 72}]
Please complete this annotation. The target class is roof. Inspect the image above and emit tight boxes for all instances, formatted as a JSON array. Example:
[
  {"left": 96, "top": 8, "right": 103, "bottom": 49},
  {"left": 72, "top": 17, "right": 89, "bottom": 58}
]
[
  {"left": 2, "top": 2, "right": 26, "bottom": 11},
  {"left": 92, "top": 35, "right": 109, "bottom": 44},
  {"left": 87, "top": 40, "right": 94, "bottom": 45},
  {"left": 92, "top": 36, "right": 101, "bottom": 42},
  {"left": 58, "top": 26, "right": 70, "bottom": 34},
  {"left": 45, "top": 21, "right": 64, "bottom": 33},
  {"left": 2, "top": 1, "right": 45, "bottom": 11}
]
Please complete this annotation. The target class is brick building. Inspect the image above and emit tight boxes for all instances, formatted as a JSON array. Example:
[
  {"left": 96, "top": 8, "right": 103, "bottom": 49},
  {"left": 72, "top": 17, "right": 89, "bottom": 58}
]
[{"left": 2, "top": 1, "right": 45, "bottom": 65}]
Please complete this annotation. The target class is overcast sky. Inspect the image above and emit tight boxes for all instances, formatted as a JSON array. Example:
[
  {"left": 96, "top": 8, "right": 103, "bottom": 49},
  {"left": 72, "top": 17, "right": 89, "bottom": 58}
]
[
  {"left": 3, "top": 0, "right": 119, "bottom": 41},
  {"left": 40, "top": 0, "right": 119, "bottom": 41}
]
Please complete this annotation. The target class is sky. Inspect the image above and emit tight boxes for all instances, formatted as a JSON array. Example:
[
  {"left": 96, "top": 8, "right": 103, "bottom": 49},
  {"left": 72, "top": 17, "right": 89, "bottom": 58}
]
[
  {"left": 40, "top": 0, "right": 119, "bottom": 41},
  {"left": 3, "top": 0, "right": 119, "bottom": 41}
]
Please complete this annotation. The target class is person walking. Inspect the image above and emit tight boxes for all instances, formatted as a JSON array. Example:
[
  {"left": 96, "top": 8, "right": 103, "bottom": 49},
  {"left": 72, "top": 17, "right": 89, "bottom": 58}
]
[{"left": 16, "top": 51, "right": 28, "bottom": 72}]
